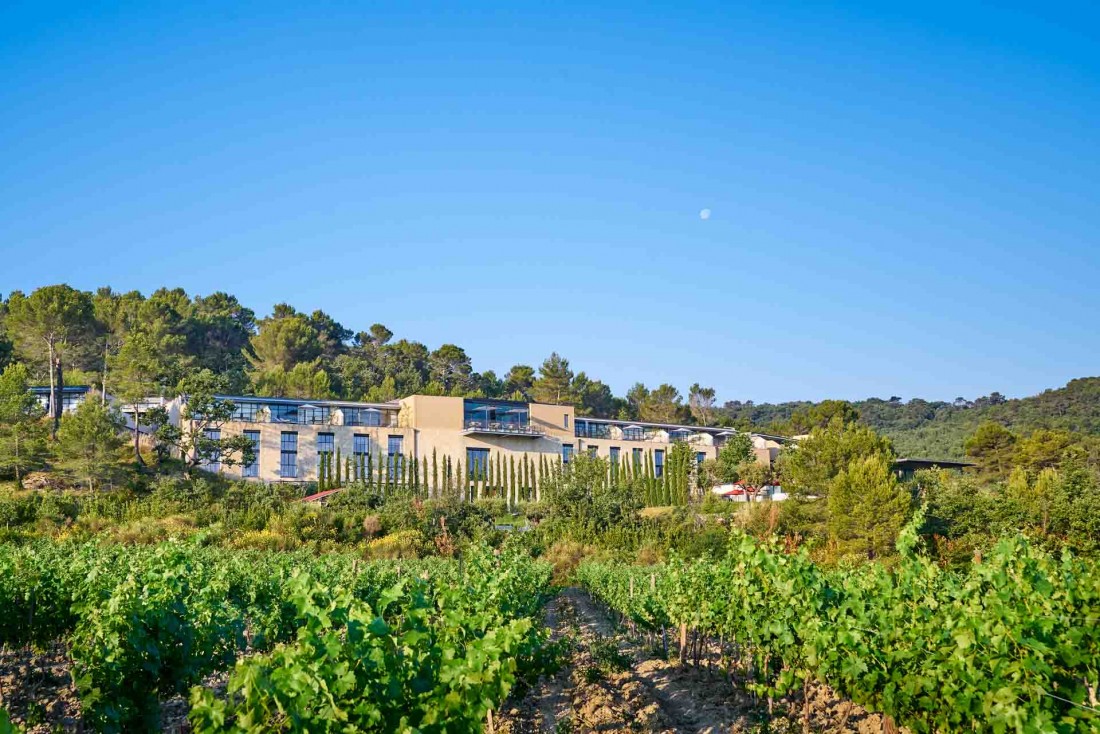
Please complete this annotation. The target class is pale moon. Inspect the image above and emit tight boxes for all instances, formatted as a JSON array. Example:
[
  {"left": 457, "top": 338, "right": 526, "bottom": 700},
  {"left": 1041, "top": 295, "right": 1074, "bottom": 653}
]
[{"left": 699, "top": 208, "right": 711, "bottom": 220}]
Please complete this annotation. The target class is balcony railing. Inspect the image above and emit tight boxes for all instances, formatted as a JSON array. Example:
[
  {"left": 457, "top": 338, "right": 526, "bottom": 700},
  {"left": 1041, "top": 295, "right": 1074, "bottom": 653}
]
[
  {"left": 575, "top": 426, "right": 612, "bottom": 439},
  {"left": 462, "top": 420, "right": 544, "bottom": 437}
]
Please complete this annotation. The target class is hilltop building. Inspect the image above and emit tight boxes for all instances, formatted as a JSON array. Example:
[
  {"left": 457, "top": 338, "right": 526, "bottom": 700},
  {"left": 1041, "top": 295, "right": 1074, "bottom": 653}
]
[{"left": 158, "top": 393, "right": 789, "bottom": 483}]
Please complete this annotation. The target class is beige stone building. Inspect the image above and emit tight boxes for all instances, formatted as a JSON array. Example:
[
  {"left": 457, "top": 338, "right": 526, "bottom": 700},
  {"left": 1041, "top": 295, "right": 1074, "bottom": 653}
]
[{"left": 168, "top": 393, "right": 789, "bottom": 486}]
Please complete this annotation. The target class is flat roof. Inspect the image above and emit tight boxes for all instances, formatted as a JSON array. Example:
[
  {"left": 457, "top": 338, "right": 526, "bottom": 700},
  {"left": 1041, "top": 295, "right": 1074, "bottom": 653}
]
[
  {"left": 213, "top": 394, "right": 399, "bottom": 411},
  {"left": 576, "top": 415, "right": 793, "bottom": 441}
]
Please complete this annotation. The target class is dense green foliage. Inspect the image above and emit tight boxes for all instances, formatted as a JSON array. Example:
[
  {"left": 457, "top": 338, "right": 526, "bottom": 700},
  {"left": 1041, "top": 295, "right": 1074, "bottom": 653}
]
[
  {"left": 721, "top": 377, "right": 1100, "bottom": 459},
  {"left": 577, "top": 522, "right": 1100, "bottom": 733},
  {"left": 0, "top": 539, "right": 553, "bottom": 733}
]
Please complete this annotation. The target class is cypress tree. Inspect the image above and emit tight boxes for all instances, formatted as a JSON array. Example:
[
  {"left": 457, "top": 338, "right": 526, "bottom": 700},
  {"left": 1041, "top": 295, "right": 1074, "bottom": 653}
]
[
  {"left": 432, "top": 449, "right": 439, "bottom": 498},
  {"left": 317, "top": 453, "right": 325, "bottom": 491},
  {"left": 495, "top": 453, "right": 502, "bottom": 497},
  {"left": 523, "top": 454, "right": 530, "bottom": 501},
  {"left": 486, "top": 455, "right": 493, "bottom": 498},
  {"left": 509, "top": 455, "right": 516, "bottom": 508}
]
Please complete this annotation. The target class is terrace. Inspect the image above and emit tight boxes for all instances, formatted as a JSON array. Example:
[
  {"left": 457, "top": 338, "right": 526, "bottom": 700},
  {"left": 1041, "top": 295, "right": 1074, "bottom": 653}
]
[{"left": 462, "top": 399, "right": 544, "bottom": 438}]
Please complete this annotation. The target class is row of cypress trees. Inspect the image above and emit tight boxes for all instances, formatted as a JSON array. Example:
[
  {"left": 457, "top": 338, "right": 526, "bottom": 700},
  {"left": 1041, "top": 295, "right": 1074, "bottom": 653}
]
[{"left": 314, "top": 442, "right": 702, "bottom": 507}]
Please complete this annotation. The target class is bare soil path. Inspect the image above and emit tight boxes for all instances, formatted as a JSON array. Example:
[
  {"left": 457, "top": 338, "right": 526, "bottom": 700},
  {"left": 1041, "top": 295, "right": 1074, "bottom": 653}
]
[{"left": 498, "top": 588, "right": 891, "bottom": 734}]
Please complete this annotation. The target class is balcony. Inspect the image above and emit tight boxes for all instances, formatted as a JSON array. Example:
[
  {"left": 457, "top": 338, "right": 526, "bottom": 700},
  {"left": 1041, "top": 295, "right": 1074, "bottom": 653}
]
[{"left": 462, "top": 420, "right": 545, "bottom": 438}]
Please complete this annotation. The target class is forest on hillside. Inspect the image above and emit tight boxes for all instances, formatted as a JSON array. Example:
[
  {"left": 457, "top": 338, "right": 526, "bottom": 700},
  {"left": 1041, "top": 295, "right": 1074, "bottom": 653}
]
[
  {"left": 719, "top": 377, "right": 1100, "bottom": 459},
  {"left": 2, "top": 284, "right": 1099, "bottom": 461}
]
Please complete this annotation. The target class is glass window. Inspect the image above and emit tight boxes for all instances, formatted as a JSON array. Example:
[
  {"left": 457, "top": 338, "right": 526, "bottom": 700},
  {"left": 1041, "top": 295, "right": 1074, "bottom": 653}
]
[
  {"left": 696, "top": 452, "right": 707, "bottom": 466},
  {"left": 299, "top": 405, "right": 331, "bottom": 425},
  {"left": 62, "top": 392, "right": 84, "bottom": 413},
  {"left": 270, "top": 404, "right": 298, "bottom": 424},
  {"left": 230, "top": 401, "right": 262, "bottom": 422},
  {"left": 587, "top": 446, "right": 598, "bottom": 457},
  {"left": 564, "top": 414, "right": 569, "bottom": 429},
  {"left": 467, "top": 448, "right": 490, "bottom": 478},
  {"left": 345, "top": 408, "right": 382, "bottom": 427},
  {"left": 577, "top": 422, "right": 611, "bottom": 439},
  {"left": 562, "top": 444, "right": 574, "bottom": 464},
  {"left": 654, "top": 449, "right": 665, "bottom": 478},
  {"left": 463, "top": 400, "right": 530, "bottom": 430},
  {"left": 280, "top": 432, "right": 298, "bottom": 478},
  {"left": 202, "top": 429, "right": 221, "bottom": 473},
  {"left": 387, "top": 435, "right": 404, "bottom": 476},
  {"left": 632, "top": 448, "right": 643, "bottom": 466},
  {"left": 609, "top": 447, "right": 620, "bottom": 464},
  {"left": 317, "top": 432, "right": 334, "bottom": 459},
  {"left": 623, "top": 426, "right": 644, "bottom": 441},
  {"left": 243, "top": 431, "right": 260, "bottom": 478},
  {"left": 353, "top": 434, "right": 369, "bottom": 458}
]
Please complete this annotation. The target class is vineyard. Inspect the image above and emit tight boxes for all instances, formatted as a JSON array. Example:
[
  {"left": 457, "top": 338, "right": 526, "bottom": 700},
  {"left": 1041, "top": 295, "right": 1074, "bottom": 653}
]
[
  {"left": 575, "top": 518, "right": 1100, "bottom": 733},
  {"left": 2, "top": 519, "right": 1100, "bottom": 732},
  {"left": 0, "top": 540, "right": 554, "bottom": 733}
]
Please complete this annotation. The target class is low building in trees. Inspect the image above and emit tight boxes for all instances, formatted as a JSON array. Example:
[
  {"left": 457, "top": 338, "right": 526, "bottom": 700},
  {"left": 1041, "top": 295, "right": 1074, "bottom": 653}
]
[{"left": 153, "top": 393, "right": 790, "bottom": 487}]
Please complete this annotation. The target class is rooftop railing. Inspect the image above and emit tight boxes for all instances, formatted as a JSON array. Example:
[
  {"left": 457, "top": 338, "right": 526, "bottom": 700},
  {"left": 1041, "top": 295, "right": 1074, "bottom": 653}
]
[{"left": 463, "top": 419, "right": 544, "bottom": 436}]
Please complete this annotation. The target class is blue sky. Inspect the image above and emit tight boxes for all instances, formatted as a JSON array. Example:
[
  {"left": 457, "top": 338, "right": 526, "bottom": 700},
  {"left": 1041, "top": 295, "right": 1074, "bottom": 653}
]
[{"left": 1, "top": 1, "right": 1097, "bottom": 404}]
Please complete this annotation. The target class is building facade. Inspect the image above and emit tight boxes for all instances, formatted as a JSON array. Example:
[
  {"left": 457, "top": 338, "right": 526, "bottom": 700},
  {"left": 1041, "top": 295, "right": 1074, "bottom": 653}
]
[{"left": 167, "top": 393, "right": 788, "bottom": 484}]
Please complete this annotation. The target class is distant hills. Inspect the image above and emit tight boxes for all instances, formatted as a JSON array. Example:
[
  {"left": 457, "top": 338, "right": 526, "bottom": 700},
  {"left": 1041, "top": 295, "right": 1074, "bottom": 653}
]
[{"left": 718, "top": 377, "right": 1100, "bottom": 459}]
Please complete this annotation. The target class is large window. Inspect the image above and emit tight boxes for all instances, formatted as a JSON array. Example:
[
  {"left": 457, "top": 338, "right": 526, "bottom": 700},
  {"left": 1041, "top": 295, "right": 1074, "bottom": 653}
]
[
  {"left": 632, "top": 448, "right": 643, "bottom": 467},
  {"left": 467, "top": 448, "right": 490, "bottom": 478},
  {"left": 299, "top": 406, "right": 331, "bottom": 425},
  {"left": 61, "top": 392, "right": 84, "bottom": 413},
  {"left": 353, "top": 434, "right": 369, "bottom": 460},
  {"left": 463, "top": 400, "right": 530, "bottom": 431},
  {"left": 623, "top": 425, "right": 645, "bottom": 441},
  {"left": 609, "top": 447, "right": 620, "bottom": 464},
  {"left": 202, "top": 429, "right": 221, "bottom": 473},
  {"left": 317, "top": 432, "right": 334, "bottom": 461},
  {"left": 696, "top": 452, "right": 707, "bottom": 467},
  {"left": 575, "top": 421, "right": 611, "bottom": 439},
  {"left": 270, "top": 404, "right": 298, "bottom": 424},
  {"left": 344, "top": 408, "right": 383, "bottom": 427},
  {"left": 243, "top": 431, "right": 260, "bottom": 478},
  {"left": 230, "top": 401, "right": 262, "bottom": 422},
  {"left": 654, "top": 449, "right": 665, "bottom": 478},
  {"left": 562, "top": 444, "right": 574, "bottom": 464},
  {"left": 387, "top": 435, "right": 404, "bottom": 477},
  {"left": 280, "top": 432, "right": 298, "bottom": 478}
]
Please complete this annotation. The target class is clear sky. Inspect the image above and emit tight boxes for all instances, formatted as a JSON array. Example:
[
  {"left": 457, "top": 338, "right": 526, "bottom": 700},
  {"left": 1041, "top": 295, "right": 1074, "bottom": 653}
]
[{"left": 1, "top": 1, "right": 1097, "bottom": 404}]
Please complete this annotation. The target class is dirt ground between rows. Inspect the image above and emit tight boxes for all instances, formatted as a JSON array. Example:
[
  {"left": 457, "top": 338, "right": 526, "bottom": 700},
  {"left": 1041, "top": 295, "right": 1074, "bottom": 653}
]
[{"left": 496, "top": 588, "right": 892, "bottom": 734}]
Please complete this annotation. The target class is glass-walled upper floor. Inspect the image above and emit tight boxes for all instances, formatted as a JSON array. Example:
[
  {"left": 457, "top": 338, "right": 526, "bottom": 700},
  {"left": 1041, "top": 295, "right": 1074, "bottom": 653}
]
[
  {"left": 219, "top": 397, "right": 395, "bottom": 427},
  {"left": 463, "top": 399, "right": 531, "bottom": 431}
]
